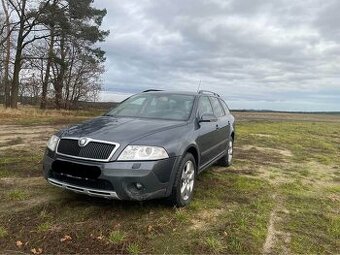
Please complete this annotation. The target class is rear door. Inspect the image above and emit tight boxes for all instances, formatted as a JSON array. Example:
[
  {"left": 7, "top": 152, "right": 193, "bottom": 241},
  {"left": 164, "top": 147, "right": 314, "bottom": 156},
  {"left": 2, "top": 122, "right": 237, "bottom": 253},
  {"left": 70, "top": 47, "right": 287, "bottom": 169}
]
[
  {"left": 195, "top": 96, "right": 220, "bottom": 167},
  {"left": 209, "top": 96, "right": 230, "bottom": 155}
]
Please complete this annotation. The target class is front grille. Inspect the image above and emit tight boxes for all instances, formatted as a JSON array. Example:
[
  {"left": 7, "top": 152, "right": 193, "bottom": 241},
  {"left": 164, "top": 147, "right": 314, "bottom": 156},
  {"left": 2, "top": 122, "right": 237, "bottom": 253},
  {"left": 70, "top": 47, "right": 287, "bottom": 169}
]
[{"left": 57, "top": 138, "right": 117, "bottom": 161}]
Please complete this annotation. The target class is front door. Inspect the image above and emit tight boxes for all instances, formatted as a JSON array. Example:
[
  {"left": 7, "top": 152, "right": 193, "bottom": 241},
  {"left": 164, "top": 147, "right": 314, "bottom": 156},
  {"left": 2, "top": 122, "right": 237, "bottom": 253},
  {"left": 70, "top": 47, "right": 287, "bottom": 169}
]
[{"left": 195, "top": 96, "right": 221, "bottom": 167}]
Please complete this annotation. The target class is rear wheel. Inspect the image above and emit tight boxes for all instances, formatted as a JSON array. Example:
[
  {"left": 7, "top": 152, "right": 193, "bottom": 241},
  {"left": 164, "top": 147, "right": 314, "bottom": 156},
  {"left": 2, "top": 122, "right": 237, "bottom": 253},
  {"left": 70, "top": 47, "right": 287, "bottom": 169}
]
[
  {"left": 218, "top": 138, "right": 233, "bottom": 167},
  {"left": 169, "top": 153, "right": 196, "bottom": 207}
]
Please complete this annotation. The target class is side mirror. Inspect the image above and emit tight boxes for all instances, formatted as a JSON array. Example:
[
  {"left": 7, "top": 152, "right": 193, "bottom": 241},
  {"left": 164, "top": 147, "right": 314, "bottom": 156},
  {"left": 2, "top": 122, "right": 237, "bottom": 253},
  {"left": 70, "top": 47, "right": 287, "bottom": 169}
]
[{"left": 199, "top": 113, "right": 217, "bottom": 123}]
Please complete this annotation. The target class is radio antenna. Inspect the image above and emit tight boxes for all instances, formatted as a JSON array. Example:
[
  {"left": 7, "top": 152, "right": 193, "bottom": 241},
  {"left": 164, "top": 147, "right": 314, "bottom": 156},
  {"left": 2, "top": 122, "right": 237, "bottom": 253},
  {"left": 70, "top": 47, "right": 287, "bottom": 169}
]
[{"left": 197, "top": 80, "right": 201, "bottom": 92}]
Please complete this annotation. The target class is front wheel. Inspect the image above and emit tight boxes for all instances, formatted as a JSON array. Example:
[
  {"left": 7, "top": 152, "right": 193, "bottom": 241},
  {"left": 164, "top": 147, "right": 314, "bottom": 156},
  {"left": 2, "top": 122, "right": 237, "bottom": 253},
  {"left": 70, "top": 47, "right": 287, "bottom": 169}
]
[
  {"left": 218, "top": 138, "right": 234, "bottom": 167},
  {"left": 168, "top": 153, "right": 196, "bottom": 207}
]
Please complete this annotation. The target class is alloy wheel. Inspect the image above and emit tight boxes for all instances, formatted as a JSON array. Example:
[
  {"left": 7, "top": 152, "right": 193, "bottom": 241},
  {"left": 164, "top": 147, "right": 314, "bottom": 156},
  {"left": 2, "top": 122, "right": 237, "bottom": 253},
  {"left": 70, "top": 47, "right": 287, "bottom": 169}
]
[
  {"left": 180, "top": 160, "right": 195, "bottom": 201},
  {"left": 228, "top": 140, "right": 233, "bottom": 163}
]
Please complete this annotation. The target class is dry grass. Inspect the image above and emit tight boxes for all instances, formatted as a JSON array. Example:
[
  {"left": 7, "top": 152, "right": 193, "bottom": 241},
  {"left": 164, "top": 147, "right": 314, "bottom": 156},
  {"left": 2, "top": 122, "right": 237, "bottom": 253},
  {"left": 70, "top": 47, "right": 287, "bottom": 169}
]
[
  {"left": 0, "top": 105, "right": 104, "bottom": 125},
  {"left": 0, "top": 105, "right": 95, "bottom": 118},
  {"left": 233, "top": 111, "right": 340, "bottom": 123}
]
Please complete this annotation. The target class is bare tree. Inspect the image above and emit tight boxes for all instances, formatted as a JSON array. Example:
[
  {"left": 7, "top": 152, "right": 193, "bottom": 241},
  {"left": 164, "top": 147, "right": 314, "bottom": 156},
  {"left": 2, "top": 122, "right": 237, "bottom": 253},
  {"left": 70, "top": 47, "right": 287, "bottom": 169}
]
[
  {"left": 38, "top": 0, "right": 58, "bottom": 109},
  {"left": 63, "top": 46, "right": 104, "bottom": 109},
  {"left": 7, "top": 0, "right": 50, "bottom": 108},
  {"left": 1, "top": 0, "right": 11, "bottom": 107},
  {"left": 1, "top": 0, "right": 107, "bottom": 109},
  {"left": 0, "top": 14, "right": 4, "bottom": 103}
]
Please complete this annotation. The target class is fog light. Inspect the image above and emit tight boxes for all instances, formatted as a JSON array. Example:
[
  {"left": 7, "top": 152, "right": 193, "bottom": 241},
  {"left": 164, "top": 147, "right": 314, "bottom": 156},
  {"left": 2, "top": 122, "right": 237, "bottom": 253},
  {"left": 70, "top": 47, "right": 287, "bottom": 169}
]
[{"left": 135, "top": 183, "right": 143, "bottom": 190}]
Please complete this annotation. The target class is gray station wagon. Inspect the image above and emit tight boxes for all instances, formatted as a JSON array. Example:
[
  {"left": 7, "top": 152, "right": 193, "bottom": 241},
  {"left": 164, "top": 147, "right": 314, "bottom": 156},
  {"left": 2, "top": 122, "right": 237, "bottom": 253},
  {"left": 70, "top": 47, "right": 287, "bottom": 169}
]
[{"left": 43, "top": 90, "right": 235, "bottom": 206}]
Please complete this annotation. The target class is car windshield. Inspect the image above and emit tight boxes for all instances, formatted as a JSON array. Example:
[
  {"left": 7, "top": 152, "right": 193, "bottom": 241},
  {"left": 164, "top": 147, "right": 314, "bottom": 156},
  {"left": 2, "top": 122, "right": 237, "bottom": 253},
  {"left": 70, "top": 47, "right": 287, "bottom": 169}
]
[{"left": 106, "top": 93, "right": 195, "bottom": 120}]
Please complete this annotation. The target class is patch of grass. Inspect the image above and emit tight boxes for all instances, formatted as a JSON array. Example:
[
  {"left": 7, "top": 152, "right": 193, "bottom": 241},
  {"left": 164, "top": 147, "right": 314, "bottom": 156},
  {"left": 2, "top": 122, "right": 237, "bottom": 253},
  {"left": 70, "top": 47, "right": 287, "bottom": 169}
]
[
  {"left": 37, "top": 222, "right": 52, "bottom": 232},
  {"left": 298, "top": 168, "right": 310, "bottom": 177},
  {"left": 0, "top": 149, "right": 45, "bottom": 177},
  {"left": 0, "top": 137, "right": 23, "bottom": 147},
  {"left": 188, "top": 199, "right": 202, "bottom": 211},
  {"left": 174, "top": 209, "right": 189, "bottom": 223},
  {"left": 218, "top": 202, "right": 272, "bottom": 253},
  {"left": 284, "top": 196, "right": 337, "bottom": 253},
  {"left": 0, "top": 168, "right": 11, "bottom": 178},
  {"left": 127, "top": 243, "right": 141, "bottom": 255},
  {"left": 108, "top": 230, "right": 126, "bottom": 244},
  {"left": 204, "top": 236, "right": 223, "bottom": 253},
  {"left": 325, "top": 185, "right": 340, "bottom": 193},
  {"left": 275, "top": 177, "right": 339, "bottom": 254},
  {"left": 0, "top": 226, "right": 8, "bottom": 238},
  {"left": 7, "top": 190, "right": 28, "bottom": 201},
  {"left": 333, "top": 175, "right": 340, "bottom": 182},
  {"left": 236, "top": 121, "right": 340, "bottom": 165}
]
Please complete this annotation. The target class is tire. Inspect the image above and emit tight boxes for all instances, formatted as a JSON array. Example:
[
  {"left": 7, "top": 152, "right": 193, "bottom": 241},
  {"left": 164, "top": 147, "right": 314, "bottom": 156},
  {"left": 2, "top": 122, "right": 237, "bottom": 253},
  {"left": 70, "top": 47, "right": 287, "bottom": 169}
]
[
  {"left": 168, "top": 153, "right": 196, "bottom": 207},
  {"left": 218, "top": 138, "right": 234, "bottom": 167}
]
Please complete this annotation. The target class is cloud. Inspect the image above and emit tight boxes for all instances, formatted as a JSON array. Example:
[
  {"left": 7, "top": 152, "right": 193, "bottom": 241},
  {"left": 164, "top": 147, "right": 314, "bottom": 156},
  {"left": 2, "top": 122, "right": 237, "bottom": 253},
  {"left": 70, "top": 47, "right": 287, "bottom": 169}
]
[{"left": 94, "top": 0, "right": 340, "bottom": 111}]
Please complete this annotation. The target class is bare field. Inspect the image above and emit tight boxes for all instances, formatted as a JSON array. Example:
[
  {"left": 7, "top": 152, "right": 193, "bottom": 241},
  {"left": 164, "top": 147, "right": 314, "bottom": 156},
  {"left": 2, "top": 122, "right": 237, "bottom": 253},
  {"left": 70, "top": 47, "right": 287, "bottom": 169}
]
[
  {"left": 0, "top": 110, "right": 339, "bottom": 254},
  {"left": 233, "top": 111, "right": 340, "bottom": 123}
]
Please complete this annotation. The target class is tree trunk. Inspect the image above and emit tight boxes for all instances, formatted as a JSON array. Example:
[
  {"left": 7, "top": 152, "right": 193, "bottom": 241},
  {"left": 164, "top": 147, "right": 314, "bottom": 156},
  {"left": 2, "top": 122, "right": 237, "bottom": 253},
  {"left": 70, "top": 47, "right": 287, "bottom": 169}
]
[
  {"left": 11, "top": 46, "right": 23, "bottom": 108},
  {"left": 1, "top": 0, "right": 11, "bottom": 108},
  {"left": 64, "top": 44, "right": 76, "bottom": 110},
  {"left": 40, "top": 28, "right": 55, "bottom": 109},
  {"left": 10, "top": 0, "right": 26, "bottom": 108},
  {"left": 54, "top": 33, "right": 66, "bottom": 110}
]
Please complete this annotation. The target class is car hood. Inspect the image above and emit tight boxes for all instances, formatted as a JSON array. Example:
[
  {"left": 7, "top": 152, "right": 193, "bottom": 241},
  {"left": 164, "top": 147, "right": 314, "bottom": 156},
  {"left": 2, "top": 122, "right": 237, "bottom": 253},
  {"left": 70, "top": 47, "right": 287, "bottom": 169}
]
[{"left": 62, "top": 116, "right": 186, "bottom": 144}]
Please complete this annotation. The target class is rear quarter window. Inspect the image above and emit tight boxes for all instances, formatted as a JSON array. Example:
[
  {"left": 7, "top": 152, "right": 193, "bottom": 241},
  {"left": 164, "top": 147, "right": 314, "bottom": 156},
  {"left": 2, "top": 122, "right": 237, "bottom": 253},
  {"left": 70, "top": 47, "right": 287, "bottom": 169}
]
[
  {"left": 219, "top": 99, "right": 230, "bottom": 114},
  {"left": 209, "top": 97, "right": 225, "bottom": 117},
  {"left": 197, "top": 96, "right": 214, "bottom": 116}
]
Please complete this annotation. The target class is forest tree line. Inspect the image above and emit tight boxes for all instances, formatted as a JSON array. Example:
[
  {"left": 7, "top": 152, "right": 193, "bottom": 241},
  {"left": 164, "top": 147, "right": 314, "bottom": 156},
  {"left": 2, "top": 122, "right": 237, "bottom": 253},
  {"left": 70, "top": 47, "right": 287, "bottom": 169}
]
[{"left": 0, "top": 0, "right": 108, "bottom": 109}]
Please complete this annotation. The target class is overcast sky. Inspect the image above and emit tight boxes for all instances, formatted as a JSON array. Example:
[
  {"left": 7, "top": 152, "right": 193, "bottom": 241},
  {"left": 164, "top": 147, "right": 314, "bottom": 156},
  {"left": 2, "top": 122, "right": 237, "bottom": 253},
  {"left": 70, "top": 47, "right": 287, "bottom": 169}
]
[{"left": 95, "top": 0, "right": 340, "bottom": 111}]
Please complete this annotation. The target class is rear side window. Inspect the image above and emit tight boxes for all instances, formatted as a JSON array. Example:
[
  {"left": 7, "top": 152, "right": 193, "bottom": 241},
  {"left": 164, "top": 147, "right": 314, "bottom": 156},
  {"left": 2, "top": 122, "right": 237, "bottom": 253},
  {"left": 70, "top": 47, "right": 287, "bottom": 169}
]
[
  {"left": 219, "top": 99, "right": 230, "bottom": 114},
  {"left": 197, "top": 96, "right": 214, "bottom": 116},
  {"left": 209, "top": 97, "right": 225, "bottom": 117}
]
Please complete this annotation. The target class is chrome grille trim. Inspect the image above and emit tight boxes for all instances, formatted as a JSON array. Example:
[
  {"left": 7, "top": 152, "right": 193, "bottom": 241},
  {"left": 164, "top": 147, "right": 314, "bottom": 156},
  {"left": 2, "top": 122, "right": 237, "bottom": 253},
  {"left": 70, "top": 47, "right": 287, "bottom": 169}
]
[
  {"left": 48, "top": 178, "right": 120, "bottom": 199},
  {"left": 56, "top": 137, "right": 120, "bottom": 162}
]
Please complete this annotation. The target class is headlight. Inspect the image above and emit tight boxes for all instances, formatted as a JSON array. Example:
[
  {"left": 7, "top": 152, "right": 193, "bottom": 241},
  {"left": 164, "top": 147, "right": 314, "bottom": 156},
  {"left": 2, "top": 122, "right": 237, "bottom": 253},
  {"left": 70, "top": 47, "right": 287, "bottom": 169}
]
[
  {"left": 117, "top": 145, "right": 169, "bottom": 161},
  {"left": 47, "top": 135, "right": 60, "bottom": 151}
]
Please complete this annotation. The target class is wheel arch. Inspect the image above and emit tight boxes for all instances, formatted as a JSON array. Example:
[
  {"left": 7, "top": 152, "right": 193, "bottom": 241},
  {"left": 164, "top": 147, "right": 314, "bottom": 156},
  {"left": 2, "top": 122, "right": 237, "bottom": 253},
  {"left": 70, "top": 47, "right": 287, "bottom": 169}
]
[
  {"left": 185, "top": 145, "right": 200, "bottom": 168},
  {"left": 165, "top": 143, "right": 200, "bottom": 197}
]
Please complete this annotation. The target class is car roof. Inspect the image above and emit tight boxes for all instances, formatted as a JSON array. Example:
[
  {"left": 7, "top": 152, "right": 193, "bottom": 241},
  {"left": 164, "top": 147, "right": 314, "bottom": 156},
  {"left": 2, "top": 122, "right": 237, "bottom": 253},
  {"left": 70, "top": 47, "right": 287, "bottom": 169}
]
[{"left": 141, "top": 90, "right": 221, "bottom": 98}]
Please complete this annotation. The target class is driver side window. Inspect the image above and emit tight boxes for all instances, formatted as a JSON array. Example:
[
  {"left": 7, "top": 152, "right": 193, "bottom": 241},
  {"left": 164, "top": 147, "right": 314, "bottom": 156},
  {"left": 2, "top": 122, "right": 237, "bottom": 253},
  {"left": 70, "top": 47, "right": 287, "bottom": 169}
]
[{"left": 198, "top": 96, "right": 214, "bottom": 117}]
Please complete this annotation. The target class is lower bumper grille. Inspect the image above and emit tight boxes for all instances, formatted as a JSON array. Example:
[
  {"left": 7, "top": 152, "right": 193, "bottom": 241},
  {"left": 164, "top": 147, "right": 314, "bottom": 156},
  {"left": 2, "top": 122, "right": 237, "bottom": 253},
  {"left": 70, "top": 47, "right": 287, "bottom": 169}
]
[
  {"left": 48, "top": 178, "right": 119, "bottom": 199},
  {"left": 51, "top": 160, "right": 114, "bottom": 191},
  {"left": 51, "top": 172, "right": 114, "bottom": 191}
]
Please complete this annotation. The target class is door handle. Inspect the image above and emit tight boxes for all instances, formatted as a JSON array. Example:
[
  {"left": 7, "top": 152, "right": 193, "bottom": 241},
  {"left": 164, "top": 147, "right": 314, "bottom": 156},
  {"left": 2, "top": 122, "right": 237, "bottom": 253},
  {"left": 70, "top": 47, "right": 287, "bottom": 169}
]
[{"left": 216, "top": 124, "right": 219, "bottom": 130}]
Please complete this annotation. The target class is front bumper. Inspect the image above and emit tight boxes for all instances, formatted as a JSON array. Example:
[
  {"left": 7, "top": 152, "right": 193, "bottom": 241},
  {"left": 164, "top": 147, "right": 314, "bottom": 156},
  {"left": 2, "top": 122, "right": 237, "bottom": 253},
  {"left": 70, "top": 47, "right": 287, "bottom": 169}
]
[
  {"left": 48, "top": 178, "right": 120, "bottom": 199},
  {"left": 43, "top": 151, "right": 179, "bottom": 201}
]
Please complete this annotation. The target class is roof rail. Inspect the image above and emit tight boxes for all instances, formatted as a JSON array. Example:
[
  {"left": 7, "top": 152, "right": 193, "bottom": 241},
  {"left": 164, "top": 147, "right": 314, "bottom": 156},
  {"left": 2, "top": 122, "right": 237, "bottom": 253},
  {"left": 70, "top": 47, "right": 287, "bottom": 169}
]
[
  {"left": 142, "top": 89, "right": 164, "bottom": 93},
  {"left": 198, "top": 90, "right": 220, "bottom": 97}
]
